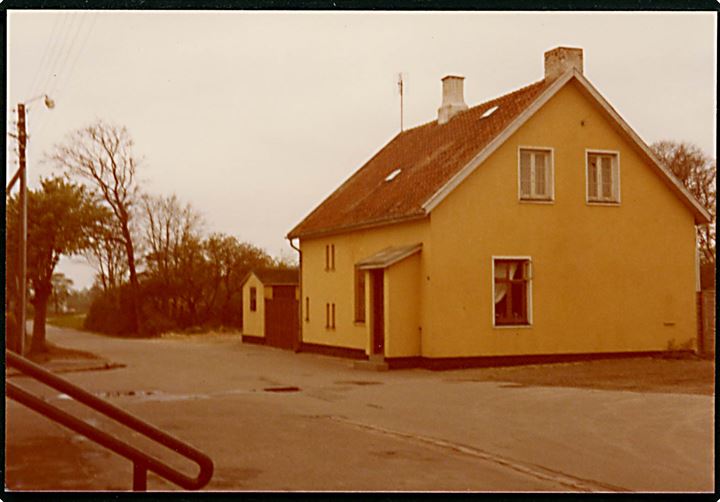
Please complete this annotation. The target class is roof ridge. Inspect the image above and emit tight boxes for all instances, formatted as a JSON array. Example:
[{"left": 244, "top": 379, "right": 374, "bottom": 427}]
[{"left": 397, "top": 78, "right": 548, "bottom": 136}]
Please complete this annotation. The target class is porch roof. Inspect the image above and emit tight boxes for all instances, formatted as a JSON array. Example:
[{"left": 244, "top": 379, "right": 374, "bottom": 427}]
[{"left": 356, "top": 243, "right": 422, "bottom": 270}]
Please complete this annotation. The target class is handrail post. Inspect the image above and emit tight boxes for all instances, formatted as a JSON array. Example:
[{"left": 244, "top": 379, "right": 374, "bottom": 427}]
[{"left": 133, "top": 462, "right": 148, "bottom": 491}]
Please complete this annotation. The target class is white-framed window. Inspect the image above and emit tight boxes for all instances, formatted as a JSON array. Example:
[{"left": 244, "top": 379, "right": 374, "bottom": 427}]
[
  {"left": 492, "top": 257, "right": 533, "bottom": 328},
  {"left": 586, "top": 150, "right": 620, "bottom": 204},
  {"left": 518, "top": 147, "right": 554, "bottom": 201}
]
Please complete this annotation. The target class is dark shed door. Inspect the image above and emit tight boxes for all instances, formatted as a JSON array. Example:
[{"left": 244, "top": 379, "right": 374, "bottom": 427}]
[{"left": 264, "top": 286, "right": 298, "bottom": 350}]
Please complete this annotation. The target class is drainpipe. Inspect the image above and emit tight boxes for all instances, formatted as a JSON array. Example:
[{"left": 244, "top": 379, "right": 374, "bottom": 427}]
[{"left": 288, "top": 237, "right": 302, "bottom": 352}]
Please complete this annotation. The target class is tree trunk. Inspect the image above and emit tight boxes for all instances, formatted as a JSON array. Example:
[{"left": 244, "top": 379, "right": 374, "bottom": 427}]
[
  {"left": 121, "top": 221, "right": 142, "bottom": 335},
  {"left": 30, "top": 287, "right": 51, "bottom": 354}
]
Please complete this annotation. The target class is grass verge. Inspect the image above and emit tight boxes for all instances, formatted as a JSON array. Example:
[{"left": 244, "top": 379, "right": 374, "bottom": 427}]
[{"left": 46, "top": 314, "right": 86, "bottom": 331}]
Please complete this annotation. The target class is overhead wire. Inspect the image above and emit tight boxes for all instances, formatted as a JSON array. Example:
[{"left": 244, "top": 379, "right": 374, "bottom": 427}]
[
  {"left": 31, "top": 12, "right": 73, "bottom": 99},
  {"left": 27, "top": 12, "right": 67, "bottom": 99},
  {"left": 34, "top": 12, "right": 99, "bottom": 139},
  {"left": 46, "top": 12, "right": 89, "bottom": 99},
  {"left": 35, "top": 12, "right": 81, "bottom": 104}
]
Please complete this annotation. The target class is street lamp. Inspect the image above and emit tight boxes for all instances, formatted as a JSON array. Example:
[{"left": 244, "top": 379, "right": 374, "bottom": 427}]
[{"left": 6, "top": 94, "right": 54, "bottom": 354}]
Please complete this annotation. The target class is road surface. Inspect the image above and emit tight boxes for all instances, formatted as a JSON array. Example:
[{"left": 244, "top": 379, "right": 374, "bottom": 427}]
[{"left": 5, "top": 325, "right": 714, "bottom": 492}]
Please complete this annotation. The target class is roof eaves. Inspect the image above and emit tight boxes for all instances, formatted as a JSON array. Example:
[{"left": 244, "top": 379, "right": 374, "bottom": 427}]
[
  {"left": 571, "top": 72, "right": 712, "bottom": 225},
  {"left": 287, "top": 212, "right": 427, "bottom": 240}
]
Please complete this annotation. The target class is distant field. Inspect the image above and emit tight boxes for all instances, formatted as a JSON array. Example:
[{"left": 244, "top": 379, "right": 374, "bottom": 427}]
[{"left": 46, "top": 314, "right": 86, "bottom": 331}]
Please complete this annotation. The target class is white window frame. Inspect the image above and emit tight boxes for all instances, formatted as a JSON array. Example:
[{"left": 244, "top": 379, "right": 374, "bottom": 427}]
[
  {"left": 491, "top": 255, "right": 533, "bottom": 329},
  {"left": 517, "top": 146, "right": 555, "bottom": 203},
  {"left": 585, "top": 149, "right": 621, "bottom": 205}
]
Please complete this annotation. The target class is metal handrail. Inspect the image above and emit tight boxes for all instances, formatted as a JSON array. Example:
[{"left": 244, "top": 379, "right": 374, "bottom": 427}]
[{"left": 6, "top": 350, "right": 214, "bottom": 491}]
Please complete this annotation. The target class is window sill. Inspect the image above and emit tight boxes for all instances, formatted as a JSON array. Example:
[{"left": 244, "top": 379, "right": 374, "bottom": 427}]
[
  {"left": 493, "top": 323, "right": 532, "bottom": 329},
  {"left": 353, "top": 321, "right": 366, "bottom": 326},
  {"left": 586, "top": 200, "right": 620, "bottom": 206},
  {"left": 519, "top": 198, "right": 554, "bottom": 205}
]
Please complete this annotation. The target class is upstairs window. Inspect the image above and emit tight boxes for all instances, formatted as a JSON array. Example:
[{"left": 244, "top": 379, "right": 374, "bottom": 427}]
[
  {"left": 325, "top": 244, "right": 336, "bottom": 271},
  {"left": 587, "top": 151, "right": 620, "bottom": 203},
  {"left": 249, "top": 287, "right": 257, "bottom": 312},
  {"left": 519, "top": 148, "right": 553, "bottom": 201},
  {"left": 493, "top": 258, "right": 532, "bottom": 327}
]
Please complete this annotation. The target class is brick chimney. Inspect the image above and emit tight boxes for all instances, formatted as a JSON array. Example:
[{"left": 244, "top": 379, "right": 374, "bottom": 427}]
[
  {"left": 437, "top": 75, "right": 469, "bottom": 124},
  {"left": 544, "top": 47, "right": 583, "bottom": 81}
]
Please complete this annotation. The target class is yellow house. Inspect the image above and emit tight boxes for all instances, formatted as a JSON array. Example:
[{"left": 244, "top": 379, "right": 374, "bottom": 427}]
[
  {"left": 241, "top": 268, "right": 299, "bottom": 350},
  {"left": 287, "top": 47, "right": 711, "bottom": 369}
]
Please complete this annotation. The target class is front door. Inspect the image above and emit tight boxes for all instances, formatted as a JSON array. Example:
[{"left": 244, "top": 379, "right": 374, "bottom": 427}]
[{"left": 371, "top": 269, "right": 384, "bottom": 355}]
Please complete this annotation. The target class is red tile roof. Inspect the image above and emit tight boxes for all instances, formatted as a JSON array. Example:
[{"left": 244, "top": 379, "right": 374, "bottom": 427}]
[{"left": 288, "top": 79, "right": 552, "bottom": 238}]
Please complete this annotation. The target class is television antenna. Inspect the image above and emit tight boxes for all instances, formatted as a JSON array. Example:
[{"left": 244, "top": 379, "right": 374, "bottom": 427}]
[{"left": 397, "top": 72, "right": 404, "bottom": 132}]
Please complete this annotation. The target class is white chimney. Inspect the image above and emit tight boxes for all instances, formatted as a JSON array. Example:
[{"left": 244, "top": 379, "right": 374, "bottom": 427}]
[
  {"left": 544, "top": 47, "right": 584, "bottom": 81},
  {"left": 437, "top": 75, "right": 469, "bottom": 124}
]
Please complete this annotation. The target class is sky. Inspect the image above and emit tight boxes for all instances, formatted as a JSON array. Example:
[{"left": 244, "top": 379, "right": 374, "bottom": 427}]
[{"left": 6, "top": 11, "right": 717, "bottom": 289}]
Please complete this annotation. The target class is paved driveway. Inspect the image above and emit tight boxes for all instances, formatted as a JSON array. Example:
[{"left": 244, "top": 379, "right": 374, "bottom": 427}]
[{"left": 5, "top": 326, "right": 714, "bottom": 492}]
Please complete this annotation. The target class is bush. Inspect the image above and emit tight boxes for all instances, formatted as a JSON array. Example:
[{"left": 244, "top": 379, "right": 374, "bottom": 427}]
[
  {"left": 83, "top": 286, "right": 138, "bottom": 336},
  {"left": 140, "top": 310, "right": 177, "bottom": 336}
]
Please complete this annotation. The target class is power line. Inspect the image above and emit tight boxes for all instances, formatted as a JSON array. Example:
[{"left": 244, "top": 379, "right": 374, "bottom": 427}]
[
  {"left": 34, "top": 12, "right": 99, "bottom": 139},
  {"left": 36, "top": 12, "right": 80, "bottom": 101},
  {"left": 50, "top": 12, "right": 97, "bottom": 100},
  {"left": 47, "top": 12, "right": 89, "bottom": 98},
  {"left": 27, "top": 13, "right": 66, "bottom": 99},
  {"left": 32, "top": 12, "right": 73, "bottom": 98}
]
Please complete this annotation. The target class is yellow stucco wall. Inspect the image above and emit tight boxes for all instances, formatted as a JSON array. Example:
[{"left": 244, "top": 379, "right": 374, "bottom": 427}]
[
  {"left": 385, "top": 252, "right": 422, "bottom": 357},
  {"left": 242, "top": 274, "right": 265, "bottom": 338},
  {"left": 299, "top": 220, "right": 429, "bottom": 353},
  {"left": 426, "top": 79, "right": 698, "bottom": 357}
]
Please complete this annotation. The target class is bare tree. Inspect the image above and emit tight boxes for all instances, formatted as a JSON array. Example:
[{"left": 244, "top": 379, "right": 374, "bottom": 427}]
[
  {"left": 141, "top": 193, "right": 203, "bottom": 320},
  {"left": 49, "top": 121, "right": 143, "bottom": 333},
  {"left": 651, "top": 141, "right": 716, "bottom": 264},
  {"left": 84, "top": 211, "right": 129, "bottom": 292}
]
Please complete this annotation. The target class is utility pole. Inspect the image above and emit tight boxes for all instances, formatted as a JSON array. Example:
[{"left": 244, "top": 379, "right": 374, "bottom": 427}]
[
  {"left": 6, "top": 96, "right": 52, "bottom": 354},
  {"left": 15, "top": 103, "right": 28, "bottom": 355}
]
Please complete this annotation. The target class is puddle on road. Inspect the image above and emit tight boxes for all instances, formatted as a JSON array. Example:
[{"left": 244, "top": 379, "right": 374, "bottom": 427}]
[
  {"left": 55, "top": 385, "right": 303, "bottom": 403},
  {"left": 334, "top": 380, "right": 383, "bottom": 386},
  {"left": 55, "top": 389, "right": 211, "bottom": 403},
  {"left": 262, "top": 386, "right": 301, "bottom": 393}
]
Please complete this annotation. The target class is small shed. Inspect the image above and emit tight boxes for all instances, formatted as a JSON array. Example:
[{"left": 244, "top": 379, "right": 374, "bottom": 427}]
[{"left": 241, "top": 268, "right": 299, "bottom": 350}]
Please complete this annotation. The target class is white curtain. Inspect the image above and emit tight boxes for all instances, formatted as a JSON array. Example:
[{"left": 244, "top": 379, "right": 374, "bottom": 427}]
[{"left": 494, "top": 262, "right": 518, "bottom": 304}]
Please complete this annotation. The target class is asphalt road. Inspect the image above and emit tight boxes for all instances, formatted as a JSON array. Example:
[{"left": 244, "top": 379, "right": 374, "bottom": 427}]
[{"left": 5, "top": 325, "right": 714, "bottom": 492}]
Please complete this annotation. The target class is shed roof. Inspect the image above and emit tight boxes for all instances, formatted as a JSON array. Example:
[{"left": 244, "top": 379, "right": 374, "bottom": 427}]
[
  {"left": 356, "top": 243, "right": 422, "bottom": 270},
  {"left": 244, "top": 268, "right": 299, "bottom": 286}
]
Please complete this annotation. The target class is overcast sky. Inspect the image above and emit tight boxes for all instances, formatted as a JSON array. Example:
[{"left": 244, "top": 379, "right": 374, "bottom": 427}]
[{"left": 6, "top": 11, "right": 717, "bottom": 289}]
